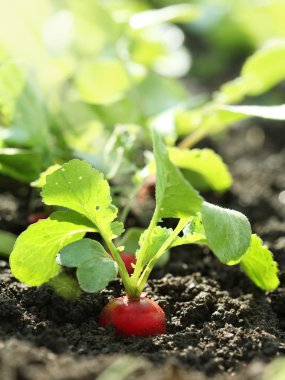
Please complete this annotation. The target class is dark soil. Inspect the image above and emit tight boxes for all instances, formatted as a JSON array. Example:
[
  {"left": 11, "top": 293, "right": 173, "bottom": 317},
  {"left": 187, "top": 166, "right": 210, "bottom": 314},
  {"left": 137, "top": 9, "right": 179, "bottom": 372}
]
[{"left": 1, "top": 121, "right": 285, "bottom": 379}]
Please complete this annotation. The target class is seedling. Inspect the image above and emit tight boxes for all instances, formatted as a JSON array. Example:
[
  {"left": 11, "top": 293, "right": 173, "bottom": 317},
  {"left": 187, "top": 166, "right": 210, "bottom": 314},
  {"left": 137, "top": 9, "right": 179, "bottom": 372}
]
[{"left": 10, "top": 131, "right": 279, "bottom": 337}]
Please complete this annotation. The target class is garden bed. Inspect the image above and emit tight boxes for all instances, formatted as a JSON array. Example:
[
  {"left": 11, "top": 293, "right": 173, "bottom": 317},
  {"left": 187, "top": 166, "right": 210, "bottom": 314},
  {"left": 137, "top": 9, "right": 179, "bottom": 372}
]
[{"left": 1, "top": 121, "right": 285, "bottom": 380}]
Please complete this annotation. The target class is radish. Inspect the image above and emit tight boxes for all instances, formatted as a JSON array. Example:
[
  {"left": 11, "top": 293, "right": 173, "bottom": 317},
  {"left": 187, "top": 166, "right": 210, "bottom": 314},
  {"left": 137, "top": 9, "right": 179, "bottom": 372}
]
[
  {"left": 27, "top": 212, "right": 49, "bottom": 224},
  {"left": 99, "top": 296, "right": 166, "bottom": 337},
  {"left": 137, "top": 175, "right": 156, "bottom": 204},
  {"left": 11, "top": 134, "right": 278, "bottom": 340},
  {"left": 120, "top": 253, "right": 136, "bottom": 275}
]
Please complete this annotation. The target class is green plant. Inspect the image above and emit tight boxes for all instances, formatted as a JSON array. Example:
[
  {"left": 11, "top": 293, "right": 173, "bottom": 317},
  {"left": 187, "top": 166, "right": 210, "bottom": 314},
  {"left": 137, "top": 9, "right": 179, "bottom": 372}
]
[{"left": 10, "top": 131, "right": 279, "bottom": 336}]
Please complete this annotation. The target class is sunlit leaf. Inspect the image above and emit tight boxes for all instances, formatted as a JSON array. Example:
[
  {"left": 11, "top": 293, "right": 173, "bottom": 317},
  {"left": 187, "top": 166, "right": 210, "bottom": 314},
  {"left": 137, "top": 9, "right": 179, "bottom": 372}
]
[
  {"left": 138, "top": 226, "right": 172, "bottom": 266},
  {"left": 168, "top": 147, "right": 232, "bottom": 192},
  {"left": 153, "top": 130, "right": 202, "bottom": 219},
  {"left": 31, "top": 164, "right": 62, "bottom": 188},
  {"left": 216, "top": 42, "right": 285, "bottom": 103},
  {"left": 240, "top": 234, "right": 279, "bottom": 291},
  {"left": 42, "top": 159, "right": 124, "bottom": 240},
  {"left": 10, "top": 211, "right": 96, "bottom": 286}
]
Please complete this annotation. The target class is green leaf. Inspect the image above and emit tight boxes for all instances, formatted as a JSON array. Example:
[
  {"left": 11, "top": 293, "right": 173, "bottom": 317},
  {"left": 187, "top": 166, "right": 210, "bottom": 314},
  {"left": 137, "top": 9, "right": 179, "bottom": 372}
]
[
  {"left": 77, "top": 259, "right": 117, "bottom": 293},
  {"left": 60, "top": 239, "right": 118, "bottom": 293},
  {"left": 10, "top": 211, "right": 97, "bottom": 286},
  {"left": 60, "top": 238, "right": 108, "bottom": 267},
  {"left": 175, "top": 103, "right": 247, "bottom": 136},
  {"left": 31, "top": 164, "right": 61, "bottom": 188},
  {"left": 216, "top": 42, "right": 285, "bottom": 103},
  {"left": 49, "top": 272, "right": 82, "bottom": 300},
  {"left": 240, "top": 235, "right": 279, "bottom": 291},
  {"left": 0, "top": 61, "right": 24, "bottom": 124},
  {"left": 201, "top": 202, "right": 251, "bottom": 264},
  {"left": 0, "top": 229, "right": 17, "bottom": 258},
  {"left": 175, "top": 102, "right": 285, "bottom": 138},
  {"left": 76, "top": 59, "right": 131, "bottom": 105},
  {"left": 153, "top": 130, "right": 202, "bottom": 219},
  {"left": 171, "top": 216, "right": 207, "bottom": 247},
  {"left": 0, "top": 148, "right": 42, "bottom": 182},
  {"left": 0, "top": 63, "right": 52, "bottom": 154},
  {"left": 138, "top": 226, "right": 172, "bottom": 266},
  {"left": 41, "top": 159, "right": 123, "bottom": 240},
  {"left": 242, "top": 42, "right": 285, "bottom": 95},
  {"left": 168, "top": 147, "right": 232, "bottom": 192},
  {"left": 130, "top": 4, "right": 200, "bottom": 29}
]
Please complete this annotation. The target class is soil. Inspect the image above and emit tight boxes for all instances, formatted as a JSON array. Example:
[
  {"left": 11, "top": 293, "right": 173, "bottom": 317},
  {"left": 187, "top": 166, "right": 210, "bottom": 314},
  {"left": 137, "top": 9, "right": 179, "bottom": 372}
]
[{"left": 1, "top": 120, "right": 285, "bottom": 380}]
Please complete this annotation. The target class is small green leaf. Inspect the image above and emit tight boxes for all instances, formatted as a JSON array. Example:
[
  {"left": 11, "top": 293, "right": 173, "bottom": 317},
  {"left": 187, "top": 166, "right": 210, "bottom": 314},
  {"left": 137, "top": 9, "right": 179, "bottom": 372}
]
[
  {"left": 201, "top": 202, "right": 251, "bottom": 264},
  {"left": 77, "top": 258, "right": 117, "bottom": 293},
  {"left": 138, "top": 226, "right": 172, "bottom": 266},
  {"left": 0, "top": 229, "right": 17, "bottom": 258},
  {"left": 49, "top": 272, "right": 82, "bottom": 300},
  {"left": 60, "top": 239, "right": 108, "bottom": 267},
  {"left": 42, "top": 159, "right": 123, "bottom": 240},
  {"left": 216, "top": 42, "right": 285, "bottom": 103},
  {"left": 168, "top": 147, "right": 232, "bottom": 192},
  {"left": 60, "top": 239, "right": 118, "bottom": 293},
  {"left": 10, "top": 211, "right": 96, "bottom": 286},
  {"left": 153, "top": 130, "right": 202, "bottom": 219},
  {"left": 240, "top": 234, "right": 279, "bottom": 291}
]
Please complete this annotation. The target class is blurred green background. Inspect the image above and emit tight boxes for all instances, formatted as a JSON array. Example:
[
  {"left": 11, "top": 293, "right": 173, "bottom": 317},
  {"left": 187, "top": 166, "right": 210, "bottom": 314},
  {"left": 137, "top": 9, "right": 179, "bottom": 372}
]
[{"left": 0, "top": 0, "right": 284, "bottom": 184}]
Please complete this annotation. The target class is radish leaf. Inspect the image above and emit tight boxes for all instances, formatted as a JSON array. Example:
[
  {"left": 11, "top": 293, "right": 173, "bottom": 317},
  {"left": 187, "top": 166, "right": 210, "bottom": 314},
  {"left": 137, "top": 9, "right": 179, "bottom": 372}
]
[
  {"left": 10, "top": 211, "right": 96, "bottom": 286},
  {"left": 138, "top": 226, "right": 172, "bottom": 266},
  {"left": 153, "top": 130, "right": 202, "bottom": 219},
  {"left": 201, "top": 202, "right": 251, "bottom": 264},
  {"left": 42, "top": 159, "right": 123, "bottom": 240},
  {"left": 240, "top": 235, "right": 279, "bottom": 291},
  {"left": 60, "top": 239, "right": 118, "bottom": 293},
  {"left": 168, "top": 147, "right": 232, "bottom": 192}
]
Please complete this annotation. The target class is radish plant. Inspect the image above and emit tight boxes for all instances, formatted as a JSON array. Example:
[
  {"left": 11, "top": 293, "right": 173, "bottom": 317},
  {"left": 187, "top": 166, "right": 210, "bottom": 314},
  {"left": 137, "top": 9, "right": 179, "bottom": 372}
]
[{"left": 10, "top": 131, "right": 279, "bottom": 337}]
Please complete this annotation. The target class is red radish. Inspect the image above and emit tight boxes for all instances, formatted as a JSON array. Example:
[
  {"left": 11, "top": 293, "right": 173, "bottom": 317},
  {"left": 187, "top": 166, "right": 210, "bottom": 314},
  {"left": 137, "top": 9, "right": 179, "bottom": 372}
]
[
  {"left": 120, "top": 253, "right": 136, "bottom": 275},
  {"left": 137, "top": 175, "right": 156, "bottom": 203},
  {"left": 99, "top": 296, "right": 166, "bottom": 337},
  {"left": 107, "top": 250, "right": 136, "bottom": 275},
  {"left": 27, "top": 212, "right": 49, "bottom": 224}
]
